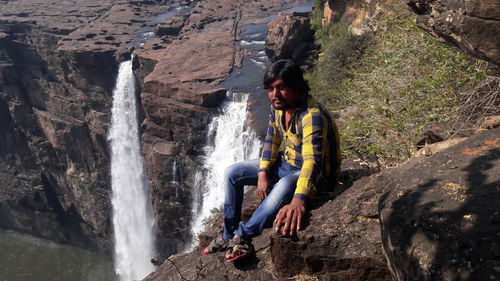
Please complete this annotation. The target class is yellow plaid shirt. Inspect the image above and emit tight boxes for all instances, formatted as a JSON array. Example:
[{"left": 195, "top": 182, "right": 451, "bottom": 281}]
[{"left": 259, "top": 95, "right": 341, "bottom": 200}]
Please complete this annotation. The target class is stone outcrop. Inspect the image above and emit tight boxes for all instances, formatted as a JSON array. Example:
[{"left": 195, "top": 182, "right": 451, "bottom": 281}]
[
  {"left": 379, "top": 126, "right": 500, "bottom": 281},
  {"left": 154, "top": 14, "right": 189, "bottom": 37},
  {"left": 407, "top": 0, "right": 500, "bottom": 66},
  {"left": 143, "top": 125, "right": 499, "bottom": 281},
  {"left": 265, "top": 12, "right": 315, "bottom": 63}
]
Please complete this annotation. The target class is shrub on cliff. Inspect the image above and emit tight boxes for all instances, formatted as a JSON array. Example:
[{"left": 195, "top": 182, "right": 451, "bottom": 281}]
[{"left": 306, "top": 2, "right": 495, "bottom": 166}]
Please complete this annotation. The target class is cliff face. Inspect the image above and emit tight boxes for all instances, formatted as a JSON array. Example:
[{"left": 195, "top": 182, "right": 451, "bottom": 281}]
[
  {"left": 0, "top": 0, "right": 178, "bottom": 253},
  {"left": 322, "top": 0, "right": 500, "bottom": 65},
  {"left": 380, "top": 127, "right": 500, "bottom": 281}
]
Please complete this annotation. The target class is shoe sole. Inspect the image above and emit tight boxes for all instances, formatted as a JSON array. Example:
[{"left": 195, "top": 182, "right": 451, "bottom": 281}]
[{"left": 226, "top": 252, "right": 251, "bottom": 262}]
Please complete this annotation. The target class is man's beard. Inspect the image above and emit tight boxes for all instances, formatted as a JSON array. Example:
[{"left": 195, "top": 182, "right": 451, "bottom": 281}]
[{"left": 272, "top": 99, "right": 290, "bottom": 110}]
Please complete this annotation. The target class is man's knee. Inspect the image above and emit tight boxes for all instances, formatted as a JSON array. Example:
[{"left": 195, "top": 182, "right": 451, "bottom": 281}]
[
  {"left": 224, "top": 162, "right": 241, "bottom": 184},
  {"left": 224, "top": 160, "right": 258, "bottom": 184}
]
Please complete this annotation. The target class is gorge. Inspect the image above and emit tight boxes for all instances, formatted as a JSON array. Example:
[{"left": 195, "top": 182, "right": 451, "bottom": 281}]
[{"left": 0, "top": 0, "right": 499, "bottom": 280}]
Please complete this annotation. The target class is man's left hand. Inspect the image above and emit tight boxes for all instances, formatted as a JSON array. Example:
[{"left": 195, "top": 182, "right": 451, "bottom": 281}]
[{"left": 274, "top": 197, "right": 306, "bottom": 236}]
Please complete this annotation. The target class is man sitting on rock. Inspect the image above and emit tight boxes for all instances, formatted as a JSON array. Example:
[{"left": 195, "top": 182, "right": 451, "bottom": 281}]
[{"left": 202, "top": 59, "right": 341, "bottom": 262}]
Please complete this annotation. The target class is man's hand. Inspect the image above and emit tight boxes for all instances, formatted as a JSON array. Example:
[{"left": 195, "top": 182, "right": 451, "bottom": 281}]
[
  {"left": 256, "top": 171, "right": 270, "bottom": 200},
  {"left": 274, "top": 197, "right": 306, "bottom": 236}
]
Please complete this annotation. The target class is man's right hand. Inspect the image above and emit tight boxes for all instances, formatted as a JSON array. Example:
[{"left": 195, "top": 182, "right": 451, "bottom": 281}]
[{"left": 256, "top": 171, "right": 270, "bottom": 200}]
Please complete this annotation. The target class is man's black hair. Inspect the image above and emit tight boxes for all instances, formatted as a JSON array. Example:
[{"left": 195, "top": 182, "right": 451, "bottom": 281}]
[{"left": 263, "top": 59, "right": 309, "bottom": 95}]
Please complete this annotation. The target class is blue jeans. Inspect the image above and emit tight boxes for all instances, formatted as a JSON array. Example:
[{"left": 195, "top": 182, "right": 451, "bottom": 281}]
[{"left": 223, "top": 158, "right": 300, "bottom": 240}]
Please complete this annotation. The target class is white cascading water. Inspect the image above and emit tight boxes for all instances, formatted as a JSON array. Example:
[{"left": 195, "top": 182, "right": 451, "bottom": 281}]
[
  {"left": 108, "top": 60, "right": 156, "bottom": 281},
  {"left": 188, "top": 91, "right": 261, "bottom": 249}
]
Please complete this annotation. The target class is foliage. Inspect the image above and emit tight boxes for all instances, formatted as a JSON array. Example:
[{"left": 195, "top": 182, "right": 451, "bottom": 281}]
[
  {"left": 310, "top": 0, "right": 326, "bottom": 31},
  {"left": 306, "top": 3, "right": 491, "bottom": 166}
]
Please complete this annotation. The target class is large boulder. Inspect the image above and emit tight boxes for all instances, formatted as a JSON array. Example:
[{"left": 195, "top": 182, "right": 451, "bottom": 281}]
[
  {"left": 407, "top": 0, "right": 500, "bottom": 66},
  {"left": 379, "top": 126, "right": 500, "bottom": 281},
  {"left": 154, "top": 14, "right": 188, "bottom": 37},
  {"left": 265, "top": 12, "right": 315, "bottom": 63}
]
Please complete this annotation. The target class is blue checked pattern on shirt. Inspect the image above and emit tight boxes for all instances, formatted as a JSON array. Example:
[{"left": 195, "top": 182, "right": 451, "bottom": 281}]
[{"left": 259, "top": 96, "right": 341, "bottom": 200}]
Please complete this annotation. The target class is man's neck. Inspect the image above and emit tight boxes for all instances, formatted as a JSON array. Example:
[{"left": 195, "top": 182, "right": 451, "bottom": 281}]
[{"left": 283, "top": 109, "right": 294, "bottom": 131}]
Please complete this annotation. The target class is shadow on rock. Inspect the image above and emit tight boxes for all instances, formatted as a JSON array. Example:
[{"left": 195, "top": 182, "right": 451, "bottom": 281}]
[{"left": 379, "top": 127, "right": 500, "bottom": 280}]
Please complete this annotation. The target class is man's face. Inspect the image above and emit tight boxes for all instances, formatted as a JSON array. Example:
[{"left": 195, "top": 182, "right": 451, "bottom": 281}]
[{"left": 267, "top": 79, "right": 301, "bottom": 110}]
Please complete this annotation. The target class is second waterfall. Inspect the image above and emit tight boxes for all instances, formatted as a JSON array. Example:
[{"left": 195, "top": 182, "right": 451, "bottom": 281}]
[{"left": 188, "top": 91, "right": 261, "bottom": 248}]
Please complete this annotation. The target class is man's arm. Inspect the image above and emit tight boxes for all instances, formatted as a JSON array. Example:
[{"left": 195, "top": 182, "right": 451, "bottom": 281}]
[
  {"left": 257, "top": 110, "right": 282, "bottom": 199},
  {"left": 275, "top": 110, "right": 326, "bottom": 235}
]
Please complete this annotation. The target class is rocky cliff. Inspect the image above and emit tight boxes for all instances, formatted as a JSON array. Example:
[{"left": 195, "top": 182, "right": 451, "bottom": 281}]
[
  {"left": 144, "top": 127, "right": 499, "bottom": 281},
  {"left": 0, "top": 0, "right": 198, "bottom": 253},
  {"left": 0, "top": 0, "right": 130, "bottom": 253},
  {"left": 1, "top": 0, "right": 498, "bottom": 279}
]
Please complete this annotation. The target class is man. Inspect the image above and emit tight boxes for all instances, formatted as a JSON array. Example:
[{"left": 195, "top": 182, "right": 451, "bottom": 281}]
[{"left": 202, "top": 59, "right": 341, "bottom": 262}]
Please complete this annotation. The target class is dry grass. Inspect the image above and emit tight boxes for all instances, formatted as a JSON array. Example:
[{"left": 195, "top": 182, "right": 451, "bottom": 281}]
[{"left": 307, "top": 2, "right": 497, "bottom": 166}]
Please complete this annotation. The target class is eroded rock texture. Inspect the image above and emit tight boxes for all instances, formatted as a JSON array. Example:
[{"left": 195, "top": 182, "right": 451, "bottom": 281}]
[
  {"left": 407, "top": 0, "right": 500, "bottom": 65},
  {"left": 379, "top": 127, "right": 500, "bottom": 281},
  {"left": 324, "top": 0, "right": 381, "bottom": 35}
]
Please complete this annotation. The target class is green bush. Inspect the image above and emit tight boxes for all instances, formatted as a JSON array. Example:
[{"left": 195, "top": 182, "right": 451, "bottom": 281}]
[{"left": 307, "top": 4, "right": 489, "bottom": 165}]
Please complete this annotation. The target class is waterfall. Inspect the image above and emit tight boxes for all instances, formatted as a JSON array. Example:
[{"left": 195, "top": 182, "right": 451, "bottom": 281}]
[
  {"left": 108, "top": 60, "right": 156, "bottom": 281},
  {"left": 188, "top": 91, "right": 261, "bottom": 249}
]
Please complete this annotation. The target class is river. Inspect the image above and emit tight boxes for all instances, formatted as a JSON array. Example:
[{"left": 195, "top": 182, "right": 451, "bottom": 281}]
[{"left": 0, "top": 230, "right": 116, "bottom": 281}]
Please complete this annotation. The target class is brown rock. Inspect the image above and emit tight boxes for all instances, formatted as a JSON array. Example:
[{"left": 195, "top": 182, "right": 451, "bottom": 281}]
[
  {"left": 407, "top": 0, "right": 500, "bottom": 65},
  {"left": 415, "top": 123, "right": 449, "bottom": 148},
  {"left": 265, "top": 12, "right": 315, "bottom": 63},
  {"left": 480, "top": 115, "right": 500, "bottom": 129},
  {"left": 324, "top": 0, "right": 377, "bottom": 35},
  {"left": 143, "top": 160, "right": 391, "bottom": 281},
  {"left": 154, "top": 14, "right": 188, "bottom": 37},
  {"left": 415, "top": 137, "right": 467, "bottom": 157},
  {"left": 0, "top": 0, "right": 178, "bottom": 254},
  {"left": 379, "top": 127, "right": 500, "bottom": 280},
  {"left": 322, "top": 1, "right": 340, "bottom": 25}
]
